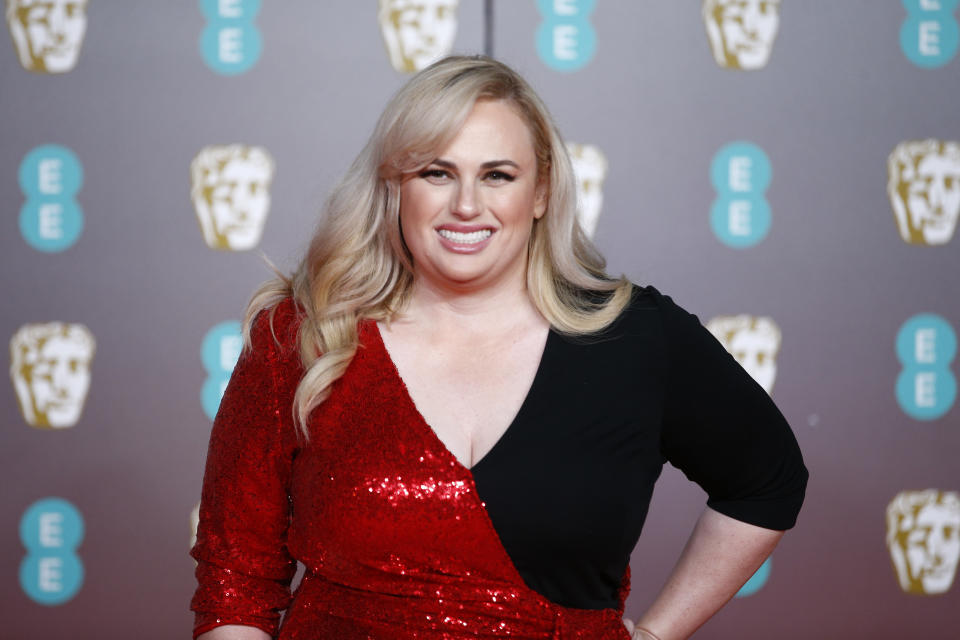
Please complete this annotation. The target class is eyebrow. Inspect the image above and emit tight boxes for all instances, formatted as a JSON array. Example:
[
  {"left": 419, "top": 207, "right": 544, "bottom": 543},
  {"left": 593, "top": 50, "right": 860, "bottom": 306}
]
[{"left": 431, "top": 159, "right": 520, "bottom": 170}]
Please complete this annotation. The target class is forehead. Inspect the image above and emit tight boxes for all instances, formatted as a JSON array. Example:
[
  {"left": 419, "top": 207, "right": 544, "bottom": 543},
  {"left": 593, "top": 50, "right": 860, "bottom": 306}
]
[
  {"left": 40, "top": 333, "right": 86, "bottom": 350},
  {"left": 729, "top": 328, "right": 776, "bottom": 346},
  {"left": 917, "top": 153, "right": 960, "bottom": 175},
  {"left": 219, "top": 158, "right": 271, "bottom": 180},
  {"left": 438, "top": 100, "right": 536, "bottom": 160},
  {"left": 916, "top": 503, "right": 960, "bottom": 525}
]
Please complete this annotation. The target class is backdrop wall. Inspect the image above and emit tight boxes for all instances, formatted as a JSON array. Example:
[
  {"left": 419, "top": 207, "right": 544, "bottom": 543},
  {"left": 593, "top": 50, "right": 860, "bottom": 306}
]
[{"left": 2, "top": 1, "right": 959, "bottom": 638}]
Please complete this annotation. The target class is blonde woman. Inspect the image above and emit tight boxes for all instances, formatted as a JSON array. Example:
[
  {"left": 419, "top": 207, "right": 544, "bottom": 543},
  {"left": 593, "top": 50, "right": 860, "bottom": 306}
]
[{"left": 191, "top": 56, "right": 807, "bottom": 640}]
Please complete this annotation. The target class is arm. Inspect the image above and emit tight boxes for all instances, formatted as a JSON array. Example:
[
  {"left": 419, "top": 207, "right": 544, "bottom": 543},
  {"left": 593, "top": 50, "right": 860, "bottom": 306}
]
[
  {"left": 197, "top": 625, "right": 271, "bottom": 640},
  {"left": 190, "top": 303, "right": 302, "bottom": 638},
  {"left": 629, "top": 289, "right": 808, "bottom": 639},
  {"left": 628, "top": 507, "right": 783, "bottom": 640}
]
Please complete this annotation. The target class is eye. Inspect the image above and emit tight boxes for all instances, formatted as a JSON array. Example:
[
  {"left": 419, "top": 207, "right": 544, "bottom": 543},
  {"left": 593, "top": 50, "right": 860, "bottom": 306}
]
[
  {"left": 484, "top": 170, "right": 515, "bottom": 183},
  {"left": 419, "top": 169, "right": 451, "bottom": 183}
]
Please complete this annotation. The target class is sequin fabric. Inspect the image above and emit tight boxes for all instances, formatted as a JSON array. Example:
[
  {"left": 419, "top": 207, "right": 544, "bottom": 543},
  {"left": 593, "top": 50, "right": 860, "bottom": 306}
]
[{"left": 191, "top": 300, "right": 631, "bottom": 639}]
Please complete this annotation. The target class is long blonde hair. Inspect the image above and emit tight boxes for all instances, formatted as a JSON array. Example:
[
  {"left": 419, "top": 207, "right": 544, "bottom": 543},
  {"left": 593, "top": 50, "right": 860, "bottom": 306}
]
[{"left": 245, "top": 56, "right": 631, "bottom": 437}]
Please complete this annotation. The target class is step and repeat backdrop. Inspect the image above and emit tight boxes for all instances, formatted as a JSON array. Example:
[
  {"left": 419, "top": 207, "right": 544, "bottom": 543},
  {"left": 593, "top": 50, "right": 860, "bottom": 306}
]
[{"left": 2, "top": 1, "right": 959, "bottom": 638}]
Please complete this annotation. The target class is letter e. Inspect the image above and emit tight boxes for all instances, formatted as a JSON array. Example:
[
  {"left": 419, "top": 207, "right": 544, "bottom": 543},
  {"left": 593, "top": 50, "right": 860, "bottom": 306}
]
[
  {"left": 729, "top": 157, "right": 753, "bottom": 192},
  {"left": 38, "top": 512, "right": 64, "bottom": 548},
  {"left": 915, "top": 328, "right": 937, "bottom": 364},
  {"left": 915, "top": 371, "right": 937, "bottom": 408},
  {"left": 919, "top": 21, "right": 942, "bottom": 57},
  {"left": 728, "top": 200, "right": 752, "bottom": 236},
  {"left": 553, "top": 25, "right": 578, "bottom": 60},
  {"left": 218, "top": 27, "right": 243, "bottom": 64},
  {"left": 38, "top": 159, "right": 63, "bottom": 195},
  {"left": 38, "top": 203, "right": 64, "bottom": 239},
  {"left": 38, "top": 557, "right": 63, "bottom": 592},
  {"left": 219, "top": 335, "right": 242, "bottom": 371}
]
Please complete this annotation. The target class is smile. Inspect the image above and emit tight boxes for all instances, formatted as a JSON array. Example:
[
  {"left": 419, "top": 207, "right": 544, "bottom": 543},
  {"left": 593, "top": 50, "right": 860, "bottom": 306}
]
[{"left": 437, "top": 229, "right": 493, "bottom": 244}]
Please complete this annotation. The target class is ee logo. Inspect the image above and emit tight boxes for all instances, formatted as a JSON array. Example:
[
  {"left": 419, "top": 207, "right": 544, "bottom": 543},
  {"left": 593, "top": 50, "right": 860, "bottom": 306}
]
[
  {"left": 536, "top": 0, "right": 596, "bottom": 71},
  {"left": 19, "top": 498, "right": 84, "bottom": 606},
  {"left": 901, "top": 0, "right": 959, "bottom": 68},
  {"left": 896, "top": 314, "right": 957, "bottom": 420},
  {"left": 710, "top": 142, "right": 772, "bottom": 248},
  {"left": 201, "top": 321, "right": 243, "bottom": 420},
  {"left": 18, "top": 145, "right": 84, "bottom": 252},
  {"left": 200, "top": 0, "right": 262, "bottom": 75}
]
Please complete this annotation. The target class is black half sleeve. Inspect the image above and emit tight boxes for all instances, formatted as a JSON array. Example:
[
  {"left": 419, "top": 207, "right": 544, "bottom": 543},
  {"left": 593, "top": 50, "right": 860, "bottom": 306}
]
[{"left": 653, "top": 287, "right": 808, "bottom": 530}]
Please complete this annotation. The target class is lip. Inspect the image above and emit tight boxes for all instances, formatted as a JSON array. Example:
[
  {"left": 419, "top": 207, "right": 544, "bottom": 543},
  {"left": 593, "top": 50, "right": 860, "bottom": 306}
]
[
  {"left": 436, "top": 223, "right": 496, "bottom": 233},
  {"left": 435, "top": 224, "right": 496, "bottom": 254}
]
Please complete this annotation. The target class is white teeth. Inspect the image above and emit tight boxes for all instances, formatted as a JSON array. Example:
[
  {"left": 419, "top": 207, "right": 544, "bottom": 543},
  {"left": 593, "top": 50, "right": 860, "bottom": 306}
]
[{"left": 437, "top": 229, "right": 492, "bottom": 244}]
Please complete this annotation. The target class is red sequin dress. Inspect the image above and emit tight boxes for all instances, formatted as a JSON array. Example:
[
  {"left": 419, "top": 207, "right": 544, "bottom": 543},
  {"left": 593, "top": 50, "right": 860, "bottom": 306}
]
[{"left": 191, "top": 299, "right": 631, "bottom": 639}]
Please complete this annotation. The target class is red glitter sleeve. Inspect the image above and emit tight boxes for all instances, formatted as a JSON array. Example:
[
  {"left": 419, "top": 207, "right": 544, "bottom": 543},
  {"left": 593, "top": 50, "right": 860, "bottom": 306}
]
[{"left": 190, "top": 302, "right": 302, "bottom": 638}]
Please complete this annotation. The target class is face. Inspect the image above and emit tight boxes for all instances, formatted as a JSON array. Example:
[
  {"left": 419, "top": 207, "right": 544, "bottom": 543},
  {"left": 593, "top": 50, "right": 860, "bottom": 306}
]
[
  {"left": 889, "top": 495, "right": 960, "bottom": 595},
  {"left": 11, "top": 327, "right": 94, "bottom": 429},
  {"left": 191, "top": 147, "right": 274, "bottom": 251},
  {"left": 379, "top": 0, "right": 458, "bottom": 72},
  {"left": 8, "top": 0, "right": 88, "bottom": 73},
  {"left": 904, "top": 153, "right": 960, "bottom": 245},
  {"left": 705, "top": 0, "right": 780, "bottom": 70},
  {"left": 903, "top": 503, "right": 960, "bottom": 594},
  {"left": 399, "top": 100, "right": 546, "bottom": 294}
]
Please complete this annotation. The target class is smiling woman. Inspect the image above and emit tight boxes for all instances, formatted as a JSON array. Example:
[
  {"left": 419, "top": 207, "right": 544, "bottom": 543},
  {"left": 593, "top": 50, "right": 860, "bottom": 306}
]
[{"left": 190, "top": 56, "right": 807, "bottom": 640}]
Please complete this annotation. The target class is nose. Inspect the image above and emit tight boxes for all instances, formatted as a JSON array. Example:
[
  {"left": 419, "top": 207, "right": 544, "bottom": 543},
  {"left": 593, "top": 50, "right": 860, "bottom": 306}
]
[
  {"left": 927, "top": 180, "right": 946, "bottom": 215},
  {"left": 452, "top": 181, "right": 480, "bottom": 219},
  {"left": 740, "top": 5, "right": 762, "bottom": 35},
  {"left": 48, "top": 4, "right": 67, "bottom": 35}
]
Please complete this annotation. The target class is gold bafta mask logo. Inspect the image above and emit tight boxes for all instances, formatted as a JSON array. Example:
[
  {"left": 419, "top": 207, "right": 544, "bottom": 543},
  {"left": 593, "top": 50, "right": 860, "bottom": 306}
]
[
  {"left": 378, "top": 0, "right": 458, "bottom": 73},
  {"left": 702, "top": 0, "right": 780, "bottom": 70},
  {"left": 706, "top": 315, "right": 781, "bottom": 394},
  {"left": 6, "top": 0, "right": 88, "bottom": 74},
  {"left": 10, "top": 323, "right": 95, "bottom": 429},
  {"left": 190, "top": 145, "right": 275, "bottom": 251},
  {"left": 886, "top": 490, "right": 960, "bottom": 595},
  {"left": 888, "top": 140, "right": 960, "bottom": 246},
  {"left": 567, "top": 143, "right": 608, "bottom": 239}
]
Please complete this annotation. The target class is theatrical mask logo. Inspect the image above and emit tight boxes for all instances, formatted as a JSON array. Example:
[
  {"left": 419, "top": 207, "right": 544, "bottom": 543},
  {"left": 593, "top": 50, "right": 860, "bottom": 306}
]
[
  {"left": 567, "top": 143, "right": 607, "bottom": 238},
  {"left": 887, "top": 490, "right": 960, "bottom": 595},
  {"left": 707, "top": 315, "right": 781, "bottom": 394},
  {"left": 190, "top": 145, "right": 274, "bottom": 251},
  {"left": 10, "top": 323, "right": 95, "bottom": 429},
  {"left": 888, "top": 140, "right": 960, "bottom": 246},
  {"left": 702, "top": 0, "right": 780, "bottom": 70},
  {"left": 378, "top": 0, "right": 458, "bottom": 73},
  {"left": 6, "top": 0, "right": 87, "bottom": 74}
]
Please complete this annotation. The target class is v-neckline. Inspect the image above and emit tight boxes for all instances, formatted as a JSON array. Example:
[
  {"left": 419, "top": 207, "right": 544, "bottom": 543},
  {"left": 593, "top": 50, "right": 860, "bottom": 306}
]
[{"left": 368, "top": 319, "right": 553, "bottom": 473}]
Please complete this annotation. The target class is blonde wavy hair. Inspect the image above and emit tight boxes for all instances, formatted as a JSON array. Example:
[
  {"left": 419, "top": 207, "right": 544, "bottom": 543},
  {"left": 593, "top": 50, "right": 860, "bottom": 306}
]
[{"left": 245, "top": 55, "right": 631, "bottom": 437}]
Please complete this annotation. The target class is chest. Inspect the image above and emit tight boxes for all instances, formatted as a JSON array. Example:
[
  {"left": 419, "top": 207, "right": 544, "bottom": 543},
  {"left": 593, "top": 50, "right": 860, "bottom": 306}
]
[{"left": 377, "top": 322, "right": 549, "bottom": 469}]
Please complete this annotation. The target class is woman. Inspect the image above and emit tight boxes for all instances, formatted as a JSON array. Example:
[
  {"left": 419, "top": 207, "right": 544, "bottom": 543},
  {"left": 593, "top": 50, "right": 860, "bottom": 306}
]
[{"left": 191, "top": 56, "right": 807, "bottom": 640}]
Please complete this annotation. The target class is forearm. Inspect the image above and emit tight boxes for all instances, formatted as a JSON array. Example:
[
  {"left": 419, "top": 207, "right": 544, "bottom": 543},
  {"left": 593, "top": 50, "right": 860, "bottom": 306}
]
[
  {"left": 196, "top": 625, "right": 271, "bottom": 640},
  {"left": 635, "top": 506, "right": 784, "bottom": 640}
]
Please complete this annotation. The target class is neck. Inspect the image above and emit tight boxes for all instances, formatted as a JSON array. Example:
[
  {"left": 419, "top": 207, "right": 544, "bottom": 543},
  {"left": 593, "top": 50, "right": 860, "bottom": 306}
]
[{"left": 400, "top": 273, "right": 543, "bottom": 334}]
